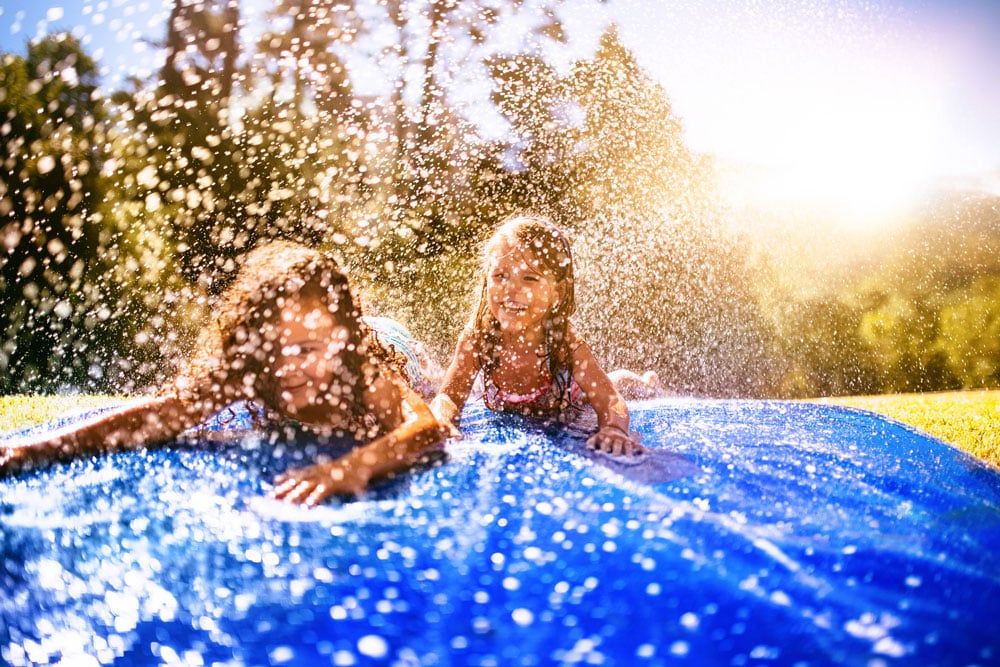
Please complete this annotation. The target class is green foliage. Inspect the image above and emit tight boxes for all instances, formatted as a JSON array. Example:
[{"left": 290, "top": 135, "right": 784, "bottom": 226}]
[
  {"left": 4, "top": 4, "right": 997, "bottom": 401},
  {"left": 773, "top": 297, "right": 880, "bottom": 398},
  {"left": 127, "top": 0, "right": 251, "bottom": 288},
  {"left": 933, "top": 276, "right": 1000, "bottom": 388},
  {"left": 765, "top": 194, "right": 1000, "bottom": 397},
  {"left": 0, "top": 34, "right": 131, "bottom": 392}
]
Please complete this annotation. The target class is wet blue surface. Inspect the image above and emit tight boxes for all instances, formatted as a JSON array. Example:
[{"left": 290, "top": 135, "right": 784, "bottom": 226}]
[{"left": 2, "top": 398, "right": 999, "bottom": 666}]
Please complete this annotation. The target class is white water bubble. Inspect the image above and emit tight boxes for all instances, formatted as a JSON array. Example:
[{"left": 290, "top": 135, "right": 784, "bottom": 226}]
[
  {"left": 636, "top": 643, "right": 655, "bottom": 658},
  {"left": 357, "top": 635, "right": 388, "bottom": 659},
  {"left": 332, "top": 650, "right": 356, "bottom": 666},
  {"left": 669, "top": 641, "right": 689, "bottom": 657},
  {"left": 269, "top": 646, "right": 294, "bottom": 663},
  {"left": 680, "top": 612, "right": 699, "bottom": 630},
  {"left": 37, "top": 155, "right": 56, "bottom": 174},
  {"left": 511, "top": 608, "right": 534, "bottom": 626}
]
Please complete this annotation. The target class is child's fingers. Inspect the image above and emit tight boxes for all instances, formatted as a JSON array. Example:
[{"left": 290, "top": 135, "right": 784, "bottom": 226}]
[
  {"left": 624, "top": 439, "right": 647, "bottom": 455},
  {"left": 272, "top": 468, "right": 365, "bottom": 505},
  {"left": 441, "top": 421, "right": 462, "bottom": 439},
  {"left": 0, "top": 448, "right": 29, "bottom": 477},
  {"left": 271, "top": 477, "right": 309, "bottom": 502},
  {"left": 587, "top": 430, "right": 647, "bottom": 457},
  {"left": 305, "top": 484, "right": 330, "bottom": 507}
]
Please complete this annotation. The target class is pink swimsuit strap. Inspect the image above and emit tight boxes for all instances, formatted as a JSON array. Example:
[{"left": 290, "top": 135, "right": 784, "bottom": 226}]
[
  {"left": 484, "top": 369, "right": 583, "bottom": 416},
  {"left": 492, "top": 380, "right": 552, "bottom": 406}
]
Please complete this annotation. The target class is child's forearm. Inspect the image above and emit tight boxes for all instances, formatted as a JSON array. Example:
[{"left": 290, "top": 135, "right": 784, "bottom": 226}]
[
  {"left": 343, "top": 412, "right": 442, "bottom": 482},
  {"left": 432, "top": 329, "right": 478, "bottom": 426},
  {"left": 305, "top": 405, "right": 444, "bottom": 497},
  {"left": 0, "top": 396, "right": 198, "bottom": 477},
  {"left": 588, "top": 385, "right": 630, "bottom": 431},
  {"left": 597, "top": 407, "right": 630, "bottom": 435}
]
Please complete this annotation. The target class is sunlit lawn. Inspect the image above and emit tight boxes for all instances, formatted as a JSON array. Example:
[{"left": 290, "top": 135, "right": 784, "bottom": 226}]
[
  {"left": 2, "top": 391, "right": 998, "bottom": 470},
  {"left": 0, "top": 394, "right": 125, "bottom": 435},
  {"left": 816, "top": 390, "right": 1000, "bottom": 470}
]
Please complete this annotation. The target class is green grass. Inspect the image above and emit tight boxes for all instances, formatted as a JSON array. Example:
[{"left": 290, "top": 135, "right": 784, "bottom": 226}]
[
  {"left": 0, "top": 394, "right": 126, "bottom": 435},
  {"left": 3, "top": 391, "right": 998, "bottom": 470},
  {"left": 815, "top": 390, "right": 1000, "bottom": 469}
]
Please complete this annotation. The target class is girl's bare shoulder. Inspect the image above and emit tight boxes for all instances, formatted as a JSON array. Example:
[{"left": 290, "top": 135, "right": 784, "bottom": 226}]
[
  {"left": 566, "top": 322, "right": 586, "bottom": 350},
  {"left": 456, "top": 326, "right": 485, "bottom": 355}
]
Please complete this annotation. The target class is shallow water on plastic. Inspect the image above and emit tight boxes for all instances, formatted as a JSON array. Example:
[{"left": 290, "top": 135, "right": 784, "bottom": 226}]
[{"left": 1, "top": 399, "right": 999, "bottom": 666}]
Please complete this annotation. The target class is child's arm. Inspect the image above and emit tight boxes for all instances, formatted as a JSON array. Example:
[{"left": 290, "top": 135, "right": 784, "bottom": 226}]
[
  {"left": 569, "top": 329, "right": 645, "bottom": 457},
  {"left": 0, "top": 395, "right": 214, "bottom": 477},
  {"left": 429, "top": 327, "right": 480, "bottom": 436},
  {"left": 271, "top": 374, "right": 444, "bottom": 506}
]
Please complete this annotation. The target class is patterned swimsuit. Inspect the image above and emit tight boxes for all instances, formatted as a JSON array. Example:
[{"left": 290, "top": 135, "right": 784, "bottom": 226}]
[{"left": 482, "top": 368, "right": 585, "bottom": 420}]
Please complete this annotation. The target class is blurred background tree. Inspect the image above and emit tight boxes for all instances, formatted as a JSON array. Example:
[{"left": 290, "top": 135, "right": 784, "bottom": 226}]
[{"left": 0, "top": 34, "right": 134, "bottom": 392}]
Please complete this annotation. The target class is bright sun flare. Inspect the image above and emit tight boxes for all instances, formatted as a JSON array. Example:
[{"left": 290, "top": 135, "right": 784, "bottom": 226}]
[
  {"left": 656, "top": 4, "right": 962, "bottom": 233},
  {"left": 718, "top": 83, "right": 943, "bottom": 230}
]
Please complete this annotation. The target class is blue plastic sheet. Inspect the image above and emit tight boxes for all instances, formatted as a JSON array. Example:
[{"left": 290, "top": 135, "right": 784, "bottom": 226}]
[{"left": 2, "top": 398, "right": 999, "bottom": 666}]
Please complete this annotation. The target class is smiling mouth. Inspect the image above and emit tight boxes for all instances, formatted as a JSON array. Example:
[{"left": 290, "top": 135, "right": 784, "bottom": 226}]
[{"left": 502, "top": 302, "right": 528, "bottom": 313}]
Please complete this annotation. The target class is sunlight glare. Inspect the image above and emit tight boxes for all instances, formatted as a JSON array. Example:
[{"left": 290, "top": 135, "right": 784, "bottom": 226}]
[{"left": 717, "top": 68, "right": 944, "bottom": 230}]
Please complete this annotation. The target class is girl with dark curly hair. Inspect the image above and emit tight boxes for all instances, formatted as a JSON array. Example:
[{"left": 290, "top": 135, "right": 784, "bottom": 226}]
[{"left": 1, "top": 241, "right": 444, "bottom": 506}]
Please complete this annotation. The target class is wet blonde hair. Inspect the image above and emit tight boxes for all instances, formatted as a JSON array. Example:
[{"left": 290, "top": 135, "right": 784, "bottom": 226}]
[{"left": 469, "top": 215, "right": 577, "bottom": 408}]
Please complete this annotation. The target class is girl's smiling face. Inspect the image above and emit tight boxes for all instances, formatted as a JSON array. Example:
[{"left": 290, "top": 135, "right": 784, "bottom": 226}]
[
  {"left": 272, "top": 297, "right": 351, "bottom": 422},
  {"left": 486, "top": 246, "right": 562, "bottom": 336}
]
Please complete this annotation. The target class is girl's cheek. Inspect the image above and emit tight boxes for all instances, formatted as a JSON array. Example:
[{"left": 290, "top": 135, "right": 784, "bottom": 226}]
[
  {"left": 273, "top": 360, "right": 293, "bottom": 380},
  {"left": 300, "top": 357, "right": 324, "bottom": 383},
  {"left": 306, "top": 350, "right": 340, "bottom": 386}
]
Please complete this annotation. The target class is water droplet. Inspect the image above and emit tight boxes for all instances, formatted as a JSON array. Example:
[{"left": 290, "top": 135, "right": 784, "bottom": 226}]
[{"left": 356, "top": 635, "right": 388, "bottom": 659}]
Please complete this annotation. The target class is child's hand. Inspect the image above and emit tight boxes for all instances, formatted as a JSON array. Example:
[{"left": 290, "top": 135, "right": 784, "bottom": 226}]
[
  {"left": 587, "top": 426, "right": 646, "bottom": 457},
  {"left": 437, "top": 420, "right": 461, "bottom": 439},
  {"left": 0, "top": 447, "right": 16, "bottom": 477},
  {"left": 271, "top": 461, "right": 368, "bottom": 507},
  {"left": 0, "top": 446, "right": 30, "bottom": 478}
]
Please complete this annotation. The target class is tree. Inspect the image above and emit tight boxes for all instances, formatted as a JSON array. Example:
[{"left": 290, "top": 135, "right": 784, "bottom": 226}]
[
  {"left": 567, "top": 26, "right": 711, "bottom": 221},
  {"left": 772, "top": 298, "right": 882, "bottom": 398},
  {"left": 0, "top": 35, "right": 125, "bottom": 391},
  {"left": 933, "top": 276, "right": 1000, "bottom": 388},
  {"left": 481, "top": 25, "right": 774, "bottom": 396},
  {"left": 848, "top": 194, "right": 1000, "bottom": 393},
  {"left": 135, "top": 0, "right": 248, "bottom": 289},
  {"left": 472, "top": 53, "right": 575, "bottom": 222}
]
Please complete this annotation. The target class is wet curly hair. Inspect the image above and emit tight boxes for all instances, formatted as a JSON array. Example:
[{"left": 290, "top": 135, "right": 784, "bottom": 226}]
[{"left": 165, "top": 240, "right": 407, "bottom": 431}]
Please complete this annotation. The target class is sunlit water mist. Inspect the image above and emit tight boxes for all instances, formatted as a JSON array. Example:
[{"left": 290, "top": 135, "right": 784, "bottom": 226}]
[
  {"left": 2, "top": 0, "right": 998, "bottom": 397},
  {"left": 1, "top": 3, "right": 1000, "bottom": 665}
]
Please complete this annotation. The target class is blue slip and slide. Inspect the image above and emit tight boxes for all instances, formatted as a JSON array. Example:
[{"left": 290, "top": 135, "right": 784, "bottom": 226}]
[{"left": 1, "top": 398, "right": 999, "bottom": 666}]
